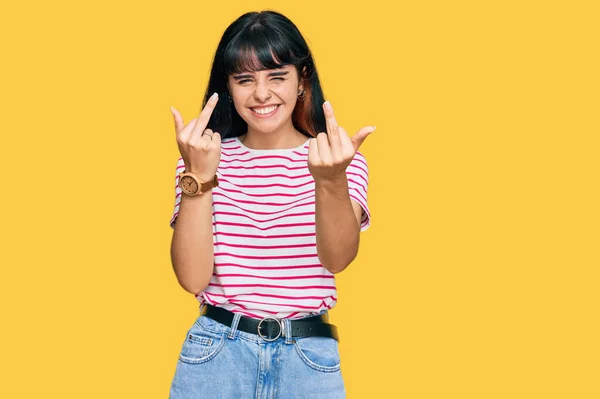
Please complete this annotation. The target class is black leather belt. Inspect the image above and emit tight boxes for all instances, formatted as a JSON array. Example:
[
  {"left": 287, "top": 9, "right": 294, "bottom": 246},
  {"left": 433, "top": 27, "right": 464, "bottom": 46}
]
[{"left": 201, "top": 304, "right": 339, "bottom": 342}]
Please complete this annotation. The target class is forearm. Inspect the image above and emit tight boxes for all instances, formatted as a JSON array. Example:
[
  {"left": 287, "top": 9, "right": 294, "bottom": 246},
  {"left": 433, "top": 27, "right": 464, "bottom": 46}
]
[
  {"left": 314, "top": 176, "right": 359, "bottom": 274},
  {"left": 170, "top": 193, "right": 214, "bottom": 294}
]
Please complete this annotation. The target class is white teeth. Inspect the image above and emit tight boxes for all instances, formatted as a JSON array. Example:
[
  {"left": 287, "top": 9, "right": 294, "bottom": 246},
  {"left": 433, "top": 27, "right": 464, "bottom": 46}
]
[{"left": 252, "top": 105, "right": 278, "bottom": 114}]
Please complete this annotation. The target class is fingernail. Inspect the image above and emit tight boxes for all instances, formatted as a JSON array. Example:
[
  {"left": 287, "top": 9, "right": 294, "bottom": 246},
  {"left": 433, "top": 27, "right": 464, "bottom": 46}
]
[
  {"left": 170, "top": 106, "right": 175, "bottom": 114},
  {"left": 323, "top": 101, "right": 331, "bottom": 111},
  {"left": 372, "top": 126, "right": 376, "bottom": 131},
  {"left": 210, "top": 92, "right": 219, "bottom": 102}
]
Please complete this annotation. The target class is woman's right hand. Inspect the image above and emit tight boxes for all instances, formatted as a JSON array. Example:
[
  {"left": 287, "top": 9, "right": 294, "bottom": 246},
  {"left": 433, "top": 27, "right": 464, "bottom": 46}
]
[{"left": 171, "top": 92, "right": 222, "bottom": 181}]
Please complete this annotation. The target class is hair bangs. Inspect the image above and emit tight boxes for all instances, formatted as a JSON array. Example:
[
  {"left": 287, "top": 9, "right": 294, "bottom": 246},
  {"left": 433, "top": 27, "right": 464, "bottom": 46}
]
[{"left": 223, "top": 27, "right": 297, "bottom": 76}]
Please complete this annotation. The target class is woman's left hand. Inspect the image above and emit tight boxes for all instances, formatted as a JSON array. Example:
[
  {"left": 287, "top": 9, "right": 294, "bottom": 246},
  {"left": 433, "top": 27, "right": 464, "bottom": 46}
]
[{"left": 308, "top": 101, "right": 375, "bottom": 182}]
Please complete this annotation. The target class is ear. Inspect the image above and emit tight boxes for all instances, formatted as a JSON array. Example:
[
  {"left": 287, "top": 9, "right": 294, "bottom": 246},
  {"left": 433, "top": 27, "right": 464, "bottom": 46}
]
[{"left": 299, "top": 66, "right": 308, "bottom": 89}]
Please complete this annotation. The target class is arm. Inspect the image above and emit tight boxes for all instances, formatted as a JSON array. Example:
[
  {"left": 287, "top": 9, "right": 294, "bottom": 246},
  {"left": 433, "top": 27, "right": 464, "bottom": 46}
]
[
  {"left": 169, "top": 95, "right": 221, "bottom": 294},
  {"left": 308, "top": 100, "right": 374, "bottom": 275},
  {"left": 170, "top": 189, "right": 215, "bottom": 294},
  {"left": 315, "top": 176, "right": 363, "bottom": 274}
]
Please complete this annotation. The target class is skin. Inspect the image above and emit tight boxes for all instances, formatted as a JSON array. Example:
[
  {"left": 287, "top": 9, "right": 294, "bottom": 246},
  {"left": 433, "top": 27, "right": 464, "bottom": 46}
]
[
  {"left": 227, "top": 64, "right": 309, "bottom": 150},
  {"left": 170, "top": 63, "right": 375, "bottom": 282},
  {"left": 170, "top": 94, "right": 222, "bottom": 293},
  {"left": 308, "top": 102, "right": 375, "bottom": 273},
  {"left": 227, "top": 64, "right": 375, "bottom": 274}
]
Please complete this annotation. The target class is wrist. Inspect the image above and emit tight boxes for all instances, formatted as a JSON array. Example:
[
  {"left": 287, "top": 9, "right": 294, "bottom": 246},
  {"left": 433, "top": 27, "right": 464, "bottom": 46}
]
[
  {"left": 314, "top": 176, "right": 349, "bottom": 198},
  {"left": 184, "top": 169, "right": 216, "bottom": 182},
  {"left": 314, "top": 174, "right": 348, "bottom": 188}
]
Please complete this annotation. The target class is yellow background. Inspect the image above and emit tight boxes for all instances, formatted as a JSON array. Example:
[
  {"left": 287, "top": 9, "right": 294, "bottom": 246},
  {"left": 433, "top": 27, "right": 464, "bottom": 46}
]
[{"left": 1, "top": 1, "right": 598, "bottom": 398}]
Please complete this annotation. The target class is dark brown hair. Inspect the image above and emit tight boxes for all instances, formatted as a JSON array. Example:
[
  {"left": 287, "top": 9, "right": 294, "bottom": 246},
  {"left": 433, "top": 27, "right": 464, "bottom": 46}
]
[{"left": 202, "top": 10, "right": 327, "bottom": 138}]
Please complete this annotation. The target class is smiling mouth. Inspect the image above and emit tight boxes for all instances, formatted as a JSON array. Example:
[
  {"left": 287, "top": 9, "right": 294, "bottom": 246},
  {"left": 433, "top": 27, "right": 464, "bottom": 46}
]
[{"left": 249, "top": 104, "right": 281, "bottom": 116}]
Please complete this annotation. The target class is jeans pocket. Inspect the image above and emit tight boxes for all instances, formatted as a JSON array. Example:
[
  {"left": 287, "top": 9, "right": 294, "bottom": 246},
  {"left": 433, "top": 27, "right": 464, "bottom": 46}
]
[
  {"left": 178, "top": 318, "right": 227, "bottom": 365},
  {"left": 293, "top": 336, "right": 341, "bottom": 373}
]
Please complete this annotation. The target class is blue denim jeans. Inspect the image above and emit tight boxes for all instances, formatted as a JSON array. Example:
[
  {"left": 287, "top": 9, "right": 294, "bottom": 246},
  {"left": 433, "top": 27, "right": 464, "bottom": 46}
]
[{"left": 169, "top": 304, "right": 346, "bottom": 398}]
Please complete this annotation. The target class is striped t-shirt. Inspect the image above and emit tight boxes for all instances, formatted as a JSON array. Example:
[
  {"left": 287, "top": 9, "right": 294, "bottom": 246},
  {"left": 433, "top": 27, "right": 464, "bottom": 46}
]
[{"left": 169, "top": 135, "right": 371, "bottom": 320}]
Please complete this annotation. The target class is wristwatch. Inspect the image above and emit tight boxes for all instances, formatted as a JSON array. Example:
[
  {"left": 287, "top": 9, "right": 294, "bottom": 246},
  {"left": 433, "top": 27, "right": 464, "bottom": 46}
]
[{"left": 178, "top": 171, "right": 219, "bottom": 196}]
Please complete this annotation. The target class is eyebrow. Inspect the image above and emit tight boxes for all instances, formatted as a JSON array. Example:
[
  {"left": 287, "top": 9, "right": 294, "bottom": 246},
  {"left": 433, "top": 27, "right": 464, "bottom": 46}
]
[{"left": 232, "top": 70, "right": 289, "bottom": 80}]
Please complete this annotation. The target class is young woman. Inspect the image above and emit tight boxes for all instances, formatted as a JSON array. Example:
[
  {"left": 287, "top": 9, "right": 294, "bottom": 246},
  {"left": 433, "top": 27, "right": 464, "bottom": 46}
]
[{"left": 168, "top": 10, "right": 374, "bottom": 398}]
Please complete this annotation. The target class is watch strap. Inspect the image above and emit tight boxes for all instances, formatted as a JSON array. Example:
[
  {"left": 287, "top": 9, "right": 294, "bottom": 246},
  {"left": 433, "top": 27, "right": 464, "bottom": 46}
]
[{"left": 178, "top": 171, "right": 219, "bottom": 196}]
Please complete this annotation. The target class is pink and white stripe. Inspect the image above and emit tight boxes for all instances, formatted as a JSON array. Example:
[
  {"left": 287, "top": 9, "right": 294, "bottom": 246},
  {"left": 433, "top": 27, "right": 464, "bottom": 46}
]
[{"left": 169, "top": 136, "right": 370, "bottom": 320}]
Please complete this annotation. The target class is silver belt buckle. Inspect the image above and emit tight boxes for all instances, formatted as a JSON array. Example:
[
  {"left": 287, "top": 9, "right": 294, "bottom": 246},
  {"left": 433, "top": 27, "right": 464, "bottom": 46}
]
[{"left": 257, "top": 317, "right": 282, "bottom": 342}]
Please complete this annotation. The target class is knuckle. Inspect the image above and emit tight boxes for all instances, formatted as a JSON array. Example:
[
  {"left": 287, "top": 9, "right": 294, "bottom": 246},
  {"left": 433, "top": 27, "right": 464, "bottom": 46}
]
[{"left": 189, "top": 138, "right": 202, "bottom": 148}]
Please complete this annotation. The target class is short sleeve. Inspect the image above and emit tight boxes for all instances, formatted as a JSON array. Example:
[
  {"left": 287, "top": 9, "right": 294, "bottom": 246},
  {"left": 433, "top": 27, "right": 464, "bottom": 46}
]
[
  {"left": 346, "top": 151, "right": 371, "bottom": 232},
  {"left": 169, "top": 157, "right": 186, "bottom": 229}
]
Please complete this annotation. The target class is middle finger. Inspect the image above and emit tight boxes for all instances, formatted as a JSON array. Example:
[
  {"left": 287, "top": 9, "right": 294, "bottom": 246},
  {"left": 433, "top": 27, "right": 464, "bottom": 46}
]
[
  {"left": 323, "top": 101, "right": 342, "bottom": 153},
  {"left": 190, "top": 92, "right": 219, "bottom": 139}
]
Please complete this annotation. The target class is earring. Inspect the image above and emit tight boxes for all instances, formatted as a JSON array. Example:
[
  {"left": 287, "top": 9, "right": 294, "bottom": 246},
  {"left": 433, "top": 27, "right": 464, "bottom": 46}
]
[{"left": 297, "top": 89, "right": 306, "bottom": 101}]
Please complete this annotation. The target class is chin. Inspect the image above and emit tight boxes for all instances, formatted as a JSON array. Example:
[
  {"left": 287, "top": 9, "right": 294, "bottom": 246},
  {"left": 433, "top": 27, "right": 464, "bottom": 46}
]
[
  {"left": 247, "top": 122, "right": 282, "bottom": 133},
  {"left": 244, "top": 114, "right": 289, "bottom": 132}
]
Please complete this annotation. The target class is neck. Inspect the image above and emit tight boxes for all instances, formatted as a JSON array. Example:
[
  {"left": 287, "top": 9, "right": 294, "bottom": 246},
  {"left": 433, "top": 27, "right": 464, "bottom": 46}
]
[{"left": 241, "top": 120, "right": 308, "bottom": 150}]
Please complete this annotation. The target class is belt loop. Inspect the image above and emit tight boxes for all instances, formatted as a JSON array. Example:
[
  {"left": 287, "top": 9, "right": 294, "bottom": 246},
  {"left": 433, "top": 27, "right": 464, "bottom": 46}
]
[
  {"left": 284, "top": 318, "right": 293, "bottom": 344},
  {"left": 228, "top": 312, "right": 242, "bottom": 340},
  {"left": 199, "top": 302, "right": 206, "bottom": 316}
]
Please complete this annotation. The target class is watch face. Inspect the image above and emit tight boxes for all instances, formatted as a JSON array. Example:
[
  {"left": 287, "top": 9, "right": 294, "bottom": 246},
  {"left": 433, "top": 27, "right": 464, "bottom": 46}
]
[{"left": 180, "top": 175, "right": 200, "bottom": 195}]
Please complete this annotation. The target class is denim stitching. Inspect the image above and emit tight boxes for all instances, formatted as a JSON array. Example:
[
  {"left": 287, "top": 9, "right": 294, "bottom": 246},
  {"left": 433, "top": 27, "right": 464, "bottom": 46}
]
[
  {"left": 284, "top": 319, "right": 293, "bottom": 344},
  {"left": 187, "top": 334, "right": 213, "bottom": 346},
  {"left": 178, "top": 336, "right": 227, "bottom": 365},
  {"left": 228, "top": 313, "right": 241, "bottom": 340},
  {"left": 292, "top": 339, "right": 341, "bottom": 373}
]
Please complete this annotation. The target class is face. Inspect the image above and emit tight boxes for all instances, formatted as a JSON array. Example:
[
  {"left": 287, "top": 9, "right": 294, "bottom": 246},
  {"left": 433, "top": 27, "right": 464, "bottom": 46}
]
[{"left": 227, "top": 64, "right": 303, "bottom": 133}]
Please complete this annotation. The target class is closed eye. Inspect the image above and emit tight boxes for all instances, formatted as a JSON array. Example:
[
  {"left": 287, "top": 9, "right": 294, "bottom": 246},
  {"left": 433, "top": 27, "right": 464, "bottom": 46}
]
[{"left": 238, "top": 77, "right": 285, "bottom": 84}]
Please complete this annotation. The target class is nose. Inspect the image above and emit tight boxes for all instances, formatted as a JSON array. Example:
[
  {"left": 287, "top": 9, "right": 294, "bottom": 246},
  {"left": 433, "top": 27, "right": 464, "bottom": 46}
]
[{"left": 253, "top": 79, "right": 272, "bottom": 102}]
